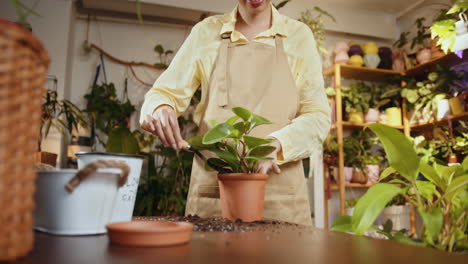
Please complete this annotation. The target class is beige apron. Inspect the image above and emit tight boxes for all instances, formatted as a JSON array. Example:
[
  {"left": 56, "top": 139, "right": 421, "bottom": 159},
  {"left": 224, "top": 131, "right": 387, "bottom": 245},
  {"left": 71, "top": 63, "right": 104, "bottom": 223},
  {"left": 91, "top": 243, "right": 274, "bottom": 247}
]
[{"left": 185, "top": 33, "right": 312, "bottom": 226}]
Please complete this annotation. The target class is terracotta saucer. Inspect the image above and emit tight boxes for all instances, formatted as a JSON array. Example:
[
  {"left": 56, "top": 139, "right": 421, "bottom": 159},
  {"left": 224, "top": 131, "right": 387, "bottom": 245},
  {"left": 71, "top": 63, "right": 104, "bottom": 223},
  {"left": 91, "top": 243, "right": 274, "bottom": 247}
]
[{"left": 106, "top": 221, "right": 193, "bottom": 247}]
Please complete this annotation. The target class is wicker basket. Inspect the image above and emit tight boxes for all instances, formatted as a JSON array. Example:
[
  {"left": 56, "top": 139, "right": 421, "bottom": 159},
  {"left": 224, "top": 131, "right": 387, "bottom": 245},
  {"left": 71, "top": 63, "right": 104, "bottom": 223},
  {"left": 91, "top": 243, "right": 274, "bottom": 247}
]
[{"left": 0, "top": 18, "right": 49, "bottom": 261}]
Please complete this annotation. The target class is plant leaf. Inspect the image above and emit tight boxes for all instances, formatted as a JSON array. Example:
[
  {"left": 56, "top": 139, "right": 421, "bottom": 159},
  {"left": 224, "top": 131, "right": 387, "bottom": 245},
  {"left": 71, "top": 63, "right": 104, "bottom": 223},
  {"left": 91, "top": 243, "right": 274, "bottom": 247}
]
[
  {"left": 203, "top": 123, "right": 233, "bottom": 144},
  {"left": 419, "top": 161, "right": 444, "bottom": 187},
  {"left": 154, "top": 44, "right": 164, "bottom": 54},
  {"left": 418, "top": 208, "right": 443, "bottom": 245},
  {"left": 249, "top": 114, "right": 273, "bottom": 130},
  {"left": 188, "top": 135, "right": 215, "bottom": 150},
  {"left": 206, "top": 158, "right": 230, "bottom": 168},
  {"left": 226, "top": 115, "right": 239, "bottom": 125},
  {"left": 106, "top": 126, "right": 140, "bottom": 154},
  {"left": 415, "top": 181, "right": 438, "bottom": 200},
  {"left": 245, "top": 156, "right": 273, "bottom": 161},
  {"left": 367, "top": 124, "right": 420, "bottom": 182},
  {"left": 249, "top": 146, "right": 276, "bottom": 157},
  {"left": 352, "top": 183, "right": 403, "bottom": 235},
  {"left": 211, "top": 149, "right": 238, "bottom": 171},
  {"left": 379, "top": 167, "right": 396, "bottom": 181},
  {"left": 243, "top": 135, "right": 273, "bottom": 149},
  {"left": 232, "top": 107, "right": 252, "bottom": 121},
  {"left": 331, "top": 215, "right": 353, "bottom": 232},
  {"left": 444, "top": 175, "right": 468, "bottom": 200}
]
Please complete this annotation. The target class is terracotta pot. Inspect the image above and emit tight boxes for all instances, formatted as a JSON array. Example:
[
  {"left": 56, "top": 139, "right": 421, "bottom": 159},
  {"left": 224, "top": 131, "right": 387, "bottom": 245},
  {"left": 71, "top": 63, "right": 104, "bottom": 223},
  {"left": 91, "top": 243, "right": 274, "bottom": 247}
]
[
  {"left": 348, "top": 112, "right": 364, "bottom": 123},
  {"left": 385, "top": 107, "right": 402, "bottom": 127},
  {"left": 351, "top": 169, "right": 367, "bottom": 184},
  {"left": 430, "top": 38, "right": 445, "bottom": 59},
  {"left": 366, "top": 164, "right": 380, "bottom": 184},
  {"left": 35, "top": 151, "right": 58, "bottom": 167},
  {"left": 382, "top": 204, "right": 411, "bottom": 231},
  {"left": 218, "top": 173, "right": 268, "bottom": 222},
  {"left": 364, "top": 54, "right": 380, "bottom": 68},
  {"left": 416, "top": 48, "right": 432, "bottom": 64},
  {"left": 392, "top": 48, "right": 405, "bottom": 71},
  {"left": 447, "top": 153, "right": 458, "bottom": 165},
  {"left": 449, "top": 97, "right": 464, "bottom": 115},
  {"left": 344, "top": 167, "right": 353, "bottom": 184},
  {"left": 436, "top": 99, "right": 451, "bottom": 119},
  {"left": 365, "top": 108, "right": 380, "bottom": 123}
]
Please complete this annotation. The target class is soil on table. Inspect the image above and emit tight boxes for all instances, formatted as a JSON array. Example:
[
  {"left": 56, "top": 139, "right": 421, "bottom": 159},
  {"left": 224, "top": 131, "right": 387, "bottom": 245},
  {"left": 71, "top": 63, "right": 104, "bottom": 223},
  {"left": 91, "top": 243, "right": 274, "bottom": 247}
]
[{"left": 133, "top": 215, "right": 302, "bottom": 232}]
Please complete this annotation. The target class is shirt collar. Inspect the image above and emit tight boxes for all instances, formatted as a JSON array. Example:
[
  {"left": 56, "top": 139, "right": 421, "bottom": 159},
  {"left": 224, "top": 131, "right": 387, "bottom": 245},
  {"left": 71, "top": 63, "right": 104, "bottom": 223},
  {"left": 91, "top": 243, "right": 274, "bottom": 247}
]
[{"left": 219, "top": 4, "right": 288, "bottom": 42}]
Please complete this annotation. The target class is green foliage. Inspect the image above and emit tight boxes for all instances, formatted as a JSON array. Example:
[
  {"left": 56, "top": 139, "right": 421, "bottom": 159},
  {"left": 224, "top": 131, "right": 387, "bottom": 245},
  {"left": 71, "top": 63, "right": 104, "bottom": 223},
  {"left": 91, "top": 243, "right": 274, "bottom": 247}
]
[
  {"left": 411, "top": 17, "right": 431, "bottom": 49},
  {"left": 393, "top": 32, "right": 410, "bottom": 48},
  {"left": 343, "top": 131, "right": 381, "bottom": 169},
  {"left": 9, "top": 0, "right": 41, "bottom": 29},
  {"left": 154, "top": 44, "right": 173, "bottom": 69},
  {"left": 430, "top": 0, "right": 468, "bottom": 53},
  {"left": 332, "top": 124, "right": 468, "bottom": 253},
  {"left": 106, "top": 126, "right": 140, "bottom": 154},
  {"left": 189, "top": 107, "right": 274, "bottom": 173},
  {"left": 41, "top": 88, "right": 87, "bottom": 151},
  {"left": 342, "top": 82, "right": 371, "bottom": 113},
  {"left": 345, "top": 198, "right": 359, "bottom": 208},
  {"left": 299, "top": 7, "right": 336, "bottom": 55}
]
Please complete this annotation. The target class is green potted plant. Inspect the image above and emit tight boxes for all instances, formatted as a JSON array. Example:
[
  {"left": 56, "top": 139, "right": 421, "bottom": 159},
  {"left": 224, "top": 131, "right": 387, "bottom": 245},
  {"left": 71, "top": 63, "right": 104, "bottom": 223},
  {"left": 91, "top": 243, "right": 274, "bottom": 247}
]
[
  {"left": 411, "top": 17, "right": 432, "bottom": 64},
  {"left": 298, "top": 6, "right": 336, "bottom": 56},
  {"left": 381, "top": 194, "right": 411, "bottom": 232},
  {"left": 38, "top": 88, "right": 87, "bottom": 166},
  {"left": 362, "top": 154, "right": 382, "bottom": 184},
  {"left": 345, "top": 198, "right": 359, "bottom": 216},
  {"left": 342, "top": 82, "right": 371, "bottom": 124},
  {"left": 431, "top": 0, "right": 468, "bottom": 54},
  {"left": 324, "top": 135, "right": 339, "bottom": 183},
  {"left": 379, "top": 84, "right": 403, "bottom": 126},
  {"left": 332, "top": 123, "right": 468, "bottom": 253},
  {"left": 188, "top": 107, "right": 276, "bottom": 222},
  {"left": 153, "top": 44, "right": 173, "bottom": 69},
  {"left": 366, "top": 84, "right": 390, "bottom": 123},
  {"left": 343, "top": 136, "right": 361, "bottom": 184}
]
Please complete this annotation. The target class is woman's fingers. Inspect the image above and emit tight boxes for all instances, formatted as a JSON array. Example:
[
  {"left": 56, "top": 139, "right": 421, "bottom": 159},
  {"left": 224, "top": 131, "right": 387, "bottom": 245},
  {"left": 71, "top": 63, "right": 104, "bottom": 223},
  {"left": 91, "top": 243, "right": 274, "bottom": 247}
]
[
  {"left": 272, "top": 163, "right": 281, "bottom": 174},
  {"left": 168, "top": 113, "right": 183, "bottom": 149},
  {"left": 161, "top": 114, "right": 177, "bottom": 149},
  {"left": 154, "top": 119, "right": 168, "bottom": 147},
  {"left": 256, "top": 161, "right": 281, "bottom": 175}
]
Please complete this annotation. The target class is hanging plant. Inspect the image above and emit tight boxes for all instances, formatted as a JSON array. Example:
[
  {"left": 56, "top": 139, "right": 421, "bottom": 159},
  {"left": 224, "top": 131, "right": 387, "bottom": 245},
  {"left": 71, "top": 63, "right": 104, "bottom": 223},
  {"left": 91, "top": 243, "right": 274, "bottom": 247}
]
[{"left": 299, "top": 7, "right": 336, "bottom": 55}]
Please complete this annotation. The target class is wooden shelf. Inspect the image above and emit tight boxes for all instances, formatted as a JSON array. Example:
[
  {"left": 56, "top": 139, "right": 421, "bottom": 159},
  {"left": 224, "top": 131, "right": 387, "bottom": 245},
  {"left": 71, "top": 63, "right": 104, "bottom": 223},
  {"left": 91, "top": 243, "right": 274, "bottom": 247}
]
[
  {"left": 329, "top": 183, "right": 375, "bottom": 190},
  {"left": 323, "top": 64, "right": 402, "bottom": 83},
  {"left": 405, "top": 50, "right": 468, "bottom": 77},
  {"left": 331, "top": 121, "right": 404, "bottom": 130},
  {"left": 410, "top": 112, "right": 468, "bottom": 132}
]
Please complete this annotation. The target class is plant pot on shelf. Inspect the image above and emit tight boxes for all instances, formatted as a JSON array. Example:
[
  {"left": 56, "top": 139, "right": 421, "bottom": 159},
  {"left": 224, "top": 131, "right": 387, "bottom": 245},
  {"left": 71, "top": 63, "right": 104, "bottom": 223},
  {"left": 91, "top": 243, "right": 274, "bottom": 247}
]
[
  {"left": 366, "top": 164, "right": 380, "bottom": 184},
  {"left": 345, "top": 207, "right": 355, "bottom": 216},
  {"left": 35, "top": 151, "right": 58, "bottom": 167},
  {"left": 348, "top": 112, "right": 364, "bottom": 123},
  {"left": 385, "top": 107, "right": 402, "bottom": 127},
  {"left": 436, "top": 98, "right": 451, "bottom": 119},
  {"left": 449, "top": 97, "right": 464, "bottom": 115},
  {"left": 416, "top": 48, "right": 432, "bottom": 64},
  {"left": 382, "top": 204, "right": 411, "bottom": 231},
  {"left": 344, "top": 167, "right": 353, "bottom": 184},
  {"left": 351, "top": 169, "right": 367, "bottom": 184},
  {"left": 218, "top": 173, "right": 268, "bottom": 222},
  {"left": 430, "top": 38, "right": 445, "bottom": 59},
  {"left": 365, "top": 108, "right": 380, "bottom": 123}
]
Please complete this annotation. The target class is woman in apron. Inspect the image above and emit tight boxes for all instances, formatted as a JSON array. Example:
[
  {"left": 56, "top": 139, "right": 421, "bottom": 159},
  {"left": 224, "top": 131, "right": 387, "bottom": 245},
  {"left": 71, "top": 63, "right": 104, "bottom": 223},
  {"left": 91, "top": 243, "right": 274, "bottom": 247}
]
[{"left": 140, "top": 0, "right": 331, "bottom": 226}]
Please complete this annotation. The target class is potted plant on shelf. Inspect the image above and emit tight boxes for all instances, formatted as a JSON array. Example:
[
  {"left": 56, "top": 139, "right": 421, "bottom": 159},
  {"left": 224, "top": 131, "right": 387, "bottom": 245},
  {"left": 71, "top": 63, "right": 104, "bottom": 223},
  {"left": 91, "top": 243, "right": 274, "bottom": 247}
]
[
  {"left": 366, "top": 84, "right": 389, "bottom": 123},
  {"left": 188, "top": 107, "right": 276, "bottom": 222},
  {"left": 323, "top": 135, "right": 339, "bottom": 183},
  {"left": 343, "top": 136, "right": 360, "bottom": 184},
  {"left": 345, "top": 198, "right": 359, "bottom": 216},
  {"left": 38, "top": 88, "right": 87, "bottom": 166},
  {"left": 379, "top": 84, "right": 403, "bottom": 126},
  {"left": 362, "top": 153, "right": 382, "bottom": 184},
  {"left": 342, "top": 82, "right": 371, "bottom": 124},
  {"left": 381, "top": 194, "right": 411, "bottom": 232},
  {"left": 410, "top": 17, "right": 432, "bottom": 64},
  {"left": 332, "top": 123, "right": 468, "bottom": 253}
]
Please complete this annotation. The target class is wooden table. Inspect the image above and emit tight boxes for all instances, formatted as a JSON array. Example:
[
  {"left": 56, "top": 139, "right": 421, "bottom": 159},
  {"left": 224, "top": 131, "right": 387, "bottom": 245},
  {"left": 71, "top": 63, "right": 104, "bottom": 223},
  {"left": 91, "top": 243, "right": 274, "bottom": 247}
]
[{"left": 16, "top": 228, "right": 467, "bottom": 264}]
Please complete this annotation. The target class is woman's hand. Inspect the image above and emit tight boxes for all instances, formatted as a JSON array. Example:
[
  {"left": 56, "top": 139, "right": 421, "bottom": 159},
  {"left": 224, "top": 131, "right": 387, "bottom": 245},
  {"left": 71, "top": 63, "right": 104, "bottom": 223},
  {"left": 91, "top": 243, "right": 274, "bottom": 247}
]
[
  {"left": 141, "top": 105, "right": 183, "bottom": 150},
  {"left": 256, "top": 138, "right": 282, "bottom": 175}
]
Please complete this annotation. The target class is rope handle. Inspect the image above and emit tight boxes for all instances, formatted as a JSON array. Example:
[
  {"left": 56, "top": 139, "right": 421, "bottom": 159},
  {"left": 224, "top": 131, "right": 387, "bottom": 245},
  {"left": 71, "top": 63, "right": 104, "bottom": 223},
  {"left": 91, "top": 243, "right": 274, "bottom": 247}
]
[{"left": 65, "top": 160, "right": 130, "bottom": 193}]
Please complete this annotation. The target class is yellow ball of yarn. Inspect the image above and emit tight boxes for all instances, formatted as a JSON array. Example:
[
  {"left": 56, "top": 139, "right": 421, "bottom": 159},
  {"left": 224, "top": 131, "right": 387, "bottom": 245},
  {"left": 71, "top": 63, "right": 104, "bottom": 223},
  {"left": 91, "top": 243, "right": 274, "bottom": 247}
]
[
  {"left": 363, "top": 42, "right": 379, "bottom": 54},
  {"left": 348, "top": 55, "right": 364, "bottom": 67}
]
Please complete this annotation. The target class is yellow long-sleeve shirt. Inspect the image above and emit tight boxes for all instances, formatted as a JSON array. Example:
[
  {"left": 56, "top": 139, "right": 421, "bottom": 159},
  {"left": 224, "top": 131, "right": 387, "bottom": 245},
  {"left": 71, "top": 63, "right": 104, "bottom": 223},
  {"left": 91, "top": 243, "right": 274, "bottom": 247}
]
[{"left": 140, "top": 5, "right": 331, "bottom": 164}]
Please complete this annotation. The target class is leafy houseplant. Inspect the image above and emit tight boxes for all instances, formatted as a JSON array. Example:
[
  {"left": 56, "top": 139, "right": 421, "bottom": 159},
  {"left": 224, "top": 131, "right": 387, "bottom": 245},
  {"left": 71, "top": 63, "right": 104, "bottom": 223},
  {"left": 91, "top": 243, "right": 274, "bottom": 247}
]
[
  {"left": 342, "top": 82, "right": 372, "bottom": 123},
  {"left": 83, "top": 81, "right": 139, "bottom": 154},
  {"left": 38, "top": 88, "right": 87, "bottom": 166},
  {"left": 153, "top": 44, "right": 173, "bottom": 69},
  {"left": 431, "top": 0, "right": 468, "bottom": 53},
  {"left": 299, "top": 7, "right": 336, "bottom": 55},
  {"left": 332, "top": 124, "right": 468, "bottom": 253},
  {"left": 188, "top": 107, "right": 275, "bottom": 221}
]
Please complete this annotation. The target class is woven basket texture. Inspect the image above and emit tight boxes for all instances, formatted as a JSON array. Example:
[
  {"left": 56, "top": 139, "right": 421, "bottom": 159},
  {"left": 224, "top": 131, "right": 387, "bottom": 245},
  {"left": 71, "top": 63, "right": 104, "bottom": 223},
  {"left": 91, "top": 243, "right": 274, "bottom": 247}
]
[{"left": 0, "top": 18, "right": 49, "bottom": 261}]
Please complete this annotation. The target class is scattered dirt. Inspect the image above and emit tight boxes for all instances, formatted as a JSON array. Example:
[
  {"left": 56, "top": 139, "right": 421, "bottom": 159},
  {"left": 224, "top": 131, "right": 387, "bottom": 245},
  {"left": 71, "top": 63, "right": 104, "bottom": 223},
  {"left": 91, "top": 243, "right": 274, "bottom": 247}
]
[{"left": 133, "top": 215, "right": 301, "bottom": 232}]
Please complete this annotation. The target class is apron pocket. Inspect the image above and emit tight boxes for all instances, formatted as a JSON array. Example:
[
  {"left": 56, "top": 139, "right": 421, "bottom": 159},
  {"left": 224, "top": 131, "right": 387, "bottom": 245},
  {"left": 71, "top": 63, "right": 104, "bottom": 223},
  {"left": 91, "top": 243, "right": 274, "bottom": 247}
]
[
  {"left": 265, "top": 185, "right": 296, "bottom": 197},
  {"left": 198, "top": 185, "right": 220, "bottom": 198}
]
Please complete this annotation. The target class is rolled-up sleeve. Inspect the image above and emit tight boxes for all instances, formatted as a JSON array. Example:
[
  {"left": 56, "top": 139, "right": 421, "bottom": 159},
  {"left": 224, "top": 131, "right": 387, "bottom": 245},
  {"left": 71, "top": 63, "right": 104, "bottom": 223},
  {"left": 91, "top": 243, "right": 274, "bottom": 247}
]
[
  {"left": 269, "top": 24, "right": 331, "bottom": 164},
  {"left": 139, "top": 23, "right": 202, "bottom": 124}
]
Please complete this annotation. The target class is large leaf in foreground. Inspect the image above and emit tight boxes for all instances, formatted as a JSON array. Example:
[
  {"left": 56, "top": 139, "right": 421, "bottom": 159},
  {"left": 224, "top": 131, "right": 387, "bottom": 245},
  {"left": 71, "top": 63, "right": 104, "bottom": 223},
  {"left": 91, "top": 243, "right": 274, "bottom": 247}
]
[
  {"left": 352, "top": 183, "right": 402, "bottom": 235},
  {"left": 367, "top": 124, "right": 419, "bottom": 182},
  {"left": 106, "top": 127, "right": 140, "bottom": 154},
  {"left": 232, "top": 107, "right": 252, "bottom": 121}
]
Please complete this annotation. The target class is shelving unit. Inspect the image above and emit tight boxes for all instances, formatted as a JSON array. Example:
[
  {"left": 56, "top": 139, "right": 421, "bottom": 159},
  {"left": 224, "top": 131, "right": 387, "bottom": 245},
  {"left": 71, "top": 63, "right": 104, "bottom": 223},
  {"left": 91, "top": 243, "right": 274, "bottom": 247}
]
[{"left": 323, "top": 51, "right": 468, "bottom": 229}]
